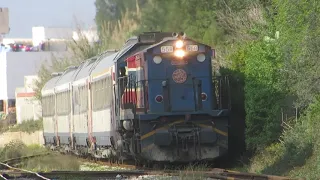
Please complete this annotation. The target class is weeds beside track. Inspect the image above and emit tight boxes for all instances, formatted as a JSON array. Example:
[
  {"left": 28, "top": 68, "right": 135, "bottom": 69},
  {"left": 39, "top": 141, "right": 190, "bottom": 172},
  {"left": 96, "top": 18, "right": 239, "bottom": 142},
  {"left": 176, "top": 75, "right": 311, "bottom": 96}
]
[{"left": 0, "top": 154, "right": 297, "bottom": 180}]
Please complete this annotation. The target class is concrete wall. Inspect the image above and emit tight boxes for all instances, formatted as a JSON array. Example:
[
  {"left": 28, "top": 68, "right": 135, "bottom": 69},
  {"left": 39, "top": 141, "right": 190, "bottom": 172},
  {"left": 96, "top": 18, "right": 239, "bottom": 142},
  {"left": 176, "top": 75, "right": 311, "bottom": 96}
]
[{"left": 0, "top": 131, "right": 44, "bottom": 147}]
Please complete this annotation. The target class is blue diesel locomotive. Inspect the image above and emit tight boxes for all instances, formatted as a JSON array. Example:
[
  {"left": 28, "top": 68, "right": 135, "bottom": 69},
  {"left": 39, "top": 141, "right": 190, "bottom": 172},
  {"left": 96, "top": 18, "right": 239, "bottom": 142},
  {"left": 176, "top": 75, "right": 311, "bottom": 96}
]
[{"left": 41, "top": 32, "right": 230, "bottom": 163}]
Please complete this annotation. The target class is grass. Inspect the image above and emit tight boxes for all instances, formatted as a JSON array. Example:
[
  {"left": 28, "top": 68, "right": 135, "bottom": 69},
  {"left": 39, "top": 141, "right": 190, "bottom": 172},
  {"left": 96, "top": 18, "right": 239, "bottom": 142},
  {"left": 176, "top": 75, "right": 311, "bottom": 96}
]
[
  {"left": 0, "top": 140, "right": 80, "bottom": 172},
  {"left": 8, "top": 119, "right": 43, "bottom": 133},
  {"left": 177, "top": 164, "right": 211, "bottom": 180},
  {"left": 0, "top": 119, "right": 43, "bottom": 134}
]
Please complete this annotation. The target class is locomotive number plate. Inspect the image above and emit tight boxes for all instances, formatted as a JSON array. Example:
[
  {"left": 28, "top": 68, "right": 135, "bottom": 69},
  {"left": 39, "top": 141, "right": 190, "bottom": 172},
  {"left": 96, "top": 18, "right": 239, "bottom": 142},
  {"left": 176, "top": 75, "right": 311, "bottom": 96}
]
[
  {"left": 186, "top": 45, "right": 198, "bottom": 52},
  {"left": 171, "top": 60, "right": 188, "bottom": 65},
  {"left": 160, "top": 46, "right": 174, "bottom": 53}
]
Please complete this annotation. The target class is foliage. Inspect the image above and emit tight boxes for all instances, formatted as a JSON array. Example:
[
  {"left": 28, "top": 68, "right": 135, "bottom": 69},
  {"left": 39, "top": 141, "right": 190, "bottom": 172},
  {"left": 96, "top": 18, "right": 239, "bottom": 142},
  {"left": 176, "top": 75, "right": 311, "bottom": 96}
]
[
  {"left": 274, "top": 0, "right": 320, "bottom": 107},
  {"left": 8, "top": 119, "right": 43, "bottom": 133},
  {"left": 0, "top": 141, "right": 48, "bottom": 162},
  {"left": 0, "top": 140, "right": 80, "bottom": 172},
  {"left": 248, "top": 97, "right": 320, "bottom": 178},
  {"left": 0, "top": 119, "right": 43, "bottom": 134},
  {"left": 244, "top": 40, "right": 285, "bottom": 150}
]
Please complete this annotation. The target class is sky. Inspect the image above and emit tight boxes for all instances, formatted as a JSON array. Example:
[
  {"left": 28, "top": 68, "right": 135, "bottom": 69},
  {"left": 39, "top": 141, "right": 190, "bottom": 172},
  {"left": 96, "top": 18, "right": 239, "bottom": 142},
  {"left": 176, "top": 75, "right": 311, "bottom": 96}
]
[{"left": 0, "top": 0, "right": 96, "bottom": 38}]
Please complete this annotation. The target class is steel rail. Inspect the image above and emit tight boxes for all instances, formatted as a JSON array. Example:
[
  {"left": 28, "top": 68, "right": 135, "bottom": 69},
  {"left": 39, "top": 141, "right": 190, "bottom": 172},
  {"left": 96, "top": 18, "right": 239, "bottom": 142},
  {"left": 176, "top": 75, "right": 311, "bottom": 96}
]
[
  {"left": 0, "top": 154, "right": 52, "bottom": 180},
  {"left": 0, "top": 162, "right": 50, "bottom": 180},
  {"left": 0, "top": 153, "right": 297, "bottom": 180},
  {"left": 0, "top": 169, "right": 299, "bottom": 180}
]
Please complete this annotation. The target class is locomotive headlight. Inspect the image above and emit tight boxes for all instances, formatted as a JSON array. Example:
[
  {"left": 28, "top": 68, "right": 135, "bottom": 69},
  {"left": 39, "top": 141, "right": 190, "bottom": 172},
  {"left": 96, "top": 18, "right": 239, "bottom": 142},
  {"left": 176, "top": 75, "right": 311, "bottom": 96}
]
[
  {"left": 153, "top": 56, "right": 162, "bottom": 64},
  {"left": 197, "top": 53, "right": 206, "bottom": 62},
  {"left": 175, "top": 40, "right": 184, "bottom": 48},
  {"left": 174, "top": 49, "right": 185, "bottom": 58}
]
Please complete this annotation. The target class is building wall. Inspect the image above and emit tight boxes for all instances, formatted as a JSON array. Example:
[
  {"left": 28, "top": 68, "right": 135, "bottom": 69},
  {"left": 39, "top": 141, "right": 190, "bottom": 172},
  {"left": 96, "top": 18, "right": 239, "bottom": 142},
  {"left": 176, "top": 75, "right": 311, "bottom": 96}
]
[
  {"left": 5, "top": 51, "right": 70, "bottom": 99},
  {"left": 0, "top": 7, "right": 9, "bottom": 34},
  {"left": 0, "top": 52, "right": 8, "bottom": 100},
  {"left": 32, "top": 26, "right": 73, "bottom": 46},
  {"left": 15, "top": 92, "right": 42, "bottom": 123},
  {"left": 44, "top": 40, "right": 68, "bottom": 51},
  {"left": 6, "top": 52, "right": 51, "bottom": 99},
  {"left": 72, "top": 29, "right": 98, "bottom": 43},
  {"left": 15, "top": 75, "right": 42, "bottom": 123}
]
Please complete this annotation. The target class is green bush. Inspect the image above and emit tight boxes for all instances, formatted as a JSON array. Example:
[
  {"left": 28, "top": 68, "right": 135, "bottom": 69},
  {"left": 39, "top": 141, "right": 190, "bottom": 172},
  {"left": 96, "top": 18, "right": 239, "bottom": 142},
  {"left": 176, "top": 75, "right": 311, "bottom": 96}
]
[
  {"left": 248, "top": 97, "right": 320, "bottom": 179},
  {"left": 8, "top": 119, "right": 43, "bottom": 134},
  {"left": 0, "top": 140, "right": 80, "bottom": 172}
]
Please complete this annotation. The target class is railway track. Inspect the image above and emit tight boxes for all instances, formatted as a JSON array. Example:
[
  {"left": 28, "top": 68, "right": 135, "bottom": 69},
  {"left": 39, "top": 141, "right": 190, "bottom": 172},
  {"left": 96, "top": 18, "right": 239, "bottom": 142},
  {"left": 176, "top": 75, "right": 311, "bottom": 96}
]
[
  {"left": 0, "top": 169, "right": 296, "bottom": 180},
  {"left": 0, "top": 154, "right": 298, "bottom": 180}
]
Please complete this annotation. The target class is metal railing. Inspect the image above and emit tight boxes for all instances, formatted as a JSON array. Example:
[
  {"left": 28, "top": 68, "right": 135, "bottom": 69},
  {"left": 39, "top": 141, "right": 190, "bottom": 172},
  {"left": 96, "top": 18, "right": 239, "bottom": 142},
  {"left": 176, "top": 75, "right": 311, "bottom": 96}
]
[{"left": 213, "top": 76, "right": 231, "bottom": 110}]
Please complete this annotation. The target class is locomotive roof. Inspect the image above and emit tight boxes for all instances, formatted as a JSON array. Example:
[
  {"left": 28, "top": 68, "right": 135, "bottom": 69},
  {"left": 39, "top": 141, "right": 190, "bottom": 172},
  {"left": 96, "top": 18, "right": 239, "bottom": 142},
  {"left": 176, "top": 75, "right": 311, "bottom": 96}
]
[
  {"left": 142, "top": 37, "right": 209, "bottom": 53},
  {"left": 113, "top": 32, "right": 188, "bottom": 64}
]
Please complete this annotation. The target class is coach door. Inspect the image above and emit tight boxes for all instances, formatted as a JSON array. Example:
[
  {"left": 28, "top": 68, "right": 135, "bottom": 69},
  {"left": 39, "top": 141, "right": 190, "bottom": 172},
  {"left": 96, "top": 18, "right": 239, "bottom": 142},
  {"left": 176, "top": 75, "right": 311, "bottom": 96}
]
[{"left": 167, "top": 66, "right": 196, "bottom": 112}]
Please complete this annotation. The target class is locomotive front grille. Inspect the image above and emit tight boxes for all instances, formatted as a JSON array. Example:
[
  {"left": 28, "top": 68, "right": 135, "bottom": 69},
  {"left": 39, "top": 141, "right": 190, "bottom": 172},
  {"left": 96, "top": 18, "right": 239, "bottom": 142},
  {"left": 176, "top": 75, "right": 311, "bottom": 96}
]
[{"left": 153, "top": 123, "right": 217, "bottom": 147}]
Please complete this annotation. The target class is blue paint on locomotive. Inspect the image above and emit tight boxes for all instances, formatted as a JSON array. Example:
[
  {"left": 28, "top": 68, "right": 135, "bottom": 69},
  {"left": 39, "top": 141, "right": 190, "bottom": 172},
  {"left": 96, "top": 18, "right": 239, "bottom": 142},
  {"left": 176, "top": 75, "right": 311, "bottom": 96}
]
[
  {"left": 125, "top": 38, "right": 230, "bottom": 161},
  {"left": 141, "top": 40, "right": 216, "bottom": 115}
]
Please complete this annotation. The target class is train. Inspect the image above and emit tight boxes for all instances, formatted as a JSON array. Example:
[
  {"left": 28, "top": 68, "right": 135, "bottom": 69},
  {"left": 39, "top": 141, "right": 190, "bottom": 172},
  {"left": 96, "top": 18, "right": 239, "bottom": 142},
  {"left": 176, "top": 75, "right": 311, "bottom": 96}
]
[{"left": 41, "top": 32, "right": 232, "bottom": 164}]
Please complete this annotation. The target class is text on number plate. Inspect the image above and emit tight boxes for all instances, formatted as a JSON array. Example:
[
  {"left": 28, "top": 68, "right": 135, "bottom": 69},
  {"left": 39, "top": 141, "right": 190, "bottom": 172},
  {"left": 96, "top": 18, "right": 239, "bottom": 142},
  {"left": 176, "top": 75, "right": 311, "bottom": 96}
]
[
  {"left": 160, "top": 46, "right": 174, "bottom": 53},
  {"left": 186, "top": 45, "right": 198, "bottom": 52}
]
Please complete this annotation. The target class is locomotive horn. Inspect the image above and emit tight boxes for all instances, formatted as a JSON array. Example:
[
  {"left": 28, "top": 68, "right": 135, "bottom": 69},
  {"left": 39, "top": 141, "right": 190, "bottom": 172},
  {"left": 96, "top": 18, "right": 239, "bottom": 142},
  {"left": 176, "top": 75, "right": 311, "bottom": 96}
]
[
  {"left": 179, "top": 32, "right": 186, "bottom": 39},
  {"left": 172, "top": 32, "right": 179, "bottom": 38}
]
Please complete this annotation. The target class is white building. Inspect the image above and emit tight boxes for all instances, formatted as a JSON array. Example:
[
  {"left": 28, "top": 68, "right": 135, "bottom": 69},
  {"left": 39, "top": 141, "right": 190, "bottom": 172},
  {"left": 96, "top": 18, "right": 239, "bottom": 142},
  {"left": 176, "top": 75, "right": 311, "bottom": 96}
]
[
  {"left": 0, "top": 51, "right": 70, "bottom": 114},
  {"left": 0, "top": 7, "right": 9, "bottom": 35},
  {"left": 15, "top": 76, "right": 42, "bottom": 123},
  {"left": 0, "top": 25, "right": 97, "bottom": 115},
  {"left": 72, "top": 26, "right": 98, "bottom": 43},
  {"left": 32, "top": 26, "right": 73, "bottom": 46}
]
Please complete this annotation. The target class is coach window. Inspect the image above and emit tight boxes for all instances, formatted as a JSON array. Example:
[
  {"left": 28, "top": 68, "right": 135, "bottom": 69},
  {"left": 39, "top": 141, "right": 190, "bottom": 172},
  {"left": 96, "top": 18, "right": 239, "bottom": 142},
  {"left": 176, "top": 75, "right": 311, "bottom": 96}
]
[
  {"left": 100, "top": 79, "right": 103, "bottom": 109},
  {"left": 105, "top": 76, "right": 110, "bottom": 107},
  {"left": 64, "top": 91, "right": 67, "bottom": 114},
  {"left": 60, "top": 92, "right": 64, "bottom": 114},
  {"left": 92, "top": 81, "right": 97, "bottom": 111},
  {"left": 92, "top": 82, "right": 95, "bottom": 110},
  {"left": 95, "top": 81, "right": 99, "bottom": 110},
  {"left": 78, "top": 86, "right": 82, "bottom": 113},
  {"left": 100, "top": 79, "right": 104, "bottom": 109},
  {"left": 59, "top": 92, "right": 63, "bottom": 115},
  {"left": 45, "top": 96, "right": 49, "bottom": 116},
  {"left": 47, "top": 95, "right": 55, "bottom": 116},
  {"left": 50, "top": 95, "right": 52, "bottom": 116},
  {"left": 101, "top": 79, "right": 105, "bottom": 109},
  {"left": 56, "top": 93, "right": 60, "bottom": 115},
  {"left": 67, "top": 90, "right": 71, "bottom": 113},
  {"left": 80, "top": 86, "right": 87, "bottom": 113},
  {"left": 84, "top": 85, "right": 88, "bottom": 111},
  {"left": 95, "top": 81, "right": 99, "bottom": 111},
  {"left": 42, "top": 97, "right": 46, "bottom": 117}
]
